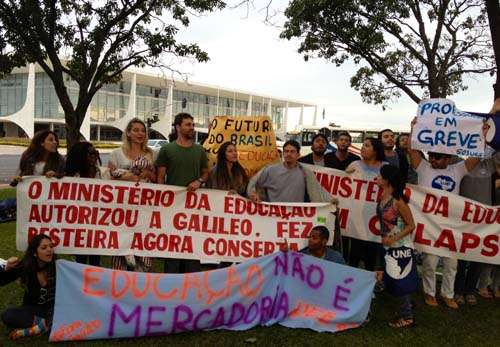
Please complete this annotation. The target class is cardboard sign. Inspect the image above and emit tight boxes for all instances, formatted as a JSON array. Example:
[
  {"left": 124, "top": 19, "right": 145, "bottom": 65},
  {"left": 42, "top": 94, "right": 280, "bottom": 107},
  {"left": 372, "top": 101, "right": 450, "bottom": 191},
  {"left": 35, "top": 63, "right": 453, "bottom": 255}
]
[
  {"left": 49, "top": 253, "right": 375, "bottom": 341},
  {"left": 203, "top": 116, "right": 280, "bottom": 177},
  {"left": 412, "top": 99, "right": 486, "bottom": 157}
]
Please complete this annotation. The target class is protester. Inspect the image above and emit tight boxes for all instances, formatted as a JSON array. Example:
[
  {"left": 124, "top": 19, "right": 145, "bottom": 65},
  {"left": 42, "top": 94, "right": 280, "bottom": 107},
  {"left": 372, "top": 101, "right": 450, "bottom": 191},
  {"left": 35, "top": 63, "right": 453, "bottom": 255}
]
[
  {"left": 248, "top": 140, "right": 332, "bottom": 203},
  {"left": 395, "top": 133, "right": 418, "bottom": 184},
  {"left": 298, "top": 133, "right": 332, "bottom": 167},
  {"left": 10, "top": 130, "right": 65, "bottom": 186},
  {"left": 0, "top": 235, "right": 55, "bottom": 339},
  {"left": 378, "top": 129, "right": 409, "bottom": 182},
  {"left": 409, "top": 118, "right": 487, "bottom": 309},
  {"left": 65, "top": 141, "right": 103, "bottom": 267},
  {"left": 329, "top": 131, "right": 361, "bottom": 170},
  {"left": 109, "top": 118, "right": 155, "bottom": 272},
  {"left": 345, "top": 137, "right": 385, "bottom": 271},
  {"left": 299, "top": 225, "right": 345, "bottom": 264},
  {"left": 376, "top": 165, "right": 417, "bottom": 328},
  {"left": 476, "top": 163, "right": 500, "bottom": 299},
  {"left": 156, "top": 112, "right": 209, "bottom": 273},
  {"left": 206, "top": 141, "right": 249, "bottom": 196}
]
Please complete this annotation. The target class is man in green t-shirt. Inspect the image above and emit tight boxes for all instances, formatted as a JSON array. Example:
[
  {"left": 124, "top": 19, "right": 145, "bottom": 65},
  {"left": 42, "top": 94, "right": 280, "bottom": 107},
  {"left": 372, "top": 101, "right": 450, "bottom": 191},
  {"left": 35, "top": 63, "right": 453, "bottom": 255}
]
[{"left": 155, "top": 112, "right": 209, "bottom": 273}]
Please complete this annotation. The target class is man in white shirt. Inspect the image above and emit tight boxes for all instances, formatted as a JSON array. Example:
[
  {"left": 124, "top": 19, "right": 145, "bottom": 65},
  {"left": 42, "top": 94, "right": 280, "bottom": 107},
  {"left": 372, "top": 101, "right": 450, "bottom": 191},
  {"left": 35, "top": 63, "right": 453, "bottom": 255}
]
[{"left": 409, "top": 119, "right": 484, "bottom": 310}]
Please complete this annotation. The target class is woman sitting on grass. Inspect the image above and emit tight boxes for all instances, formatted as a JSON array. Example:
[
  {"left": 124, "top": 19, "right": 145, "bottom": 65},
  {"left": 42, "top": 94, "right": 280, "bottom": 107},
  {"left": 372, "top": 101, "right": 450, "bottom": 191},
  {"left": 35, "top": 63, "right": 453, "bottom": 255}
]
[
  {"left": 10, "top": 130, "right": 65, "bottom": 186},
  {"left": 0, "top": 234, "right": 56, "bottom": 339}
]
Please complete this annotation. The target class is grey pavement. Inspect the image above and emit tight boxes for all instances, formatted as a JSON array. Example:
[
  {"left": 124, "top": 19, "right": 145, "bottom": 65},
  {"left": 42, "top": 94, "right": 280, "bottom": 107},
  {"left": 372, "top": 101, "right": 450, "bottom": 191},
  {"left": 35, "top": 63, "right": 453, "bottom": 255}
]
[{"left": 0, "top": 145, "right": 110, "bottom": 184}]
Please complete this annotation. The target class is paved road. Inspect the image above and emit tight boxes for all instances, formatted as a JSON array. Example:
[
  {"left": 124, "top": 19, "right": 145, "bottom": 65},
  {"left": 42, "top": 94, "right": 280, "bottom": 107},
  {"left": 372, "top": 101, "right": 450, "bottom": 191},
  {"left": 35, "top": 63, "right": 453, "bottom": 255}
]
[{"left": 0, "top": 152, "right": 110, "bottom": 184}]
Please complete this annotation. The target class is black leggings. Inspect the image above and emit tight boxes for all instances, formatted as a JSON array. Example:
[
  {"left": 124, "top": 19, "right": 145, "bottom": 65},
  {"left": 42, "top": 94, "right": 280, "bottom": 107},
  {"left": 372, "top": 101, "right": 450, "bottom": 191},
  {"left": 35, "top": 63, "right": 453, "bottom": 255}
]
[
  {"left": 1, "top": 305, "right": 47, "bottom": 329},
  {"left": 348, "top": 239, "right": 379, "bottom": 271}
]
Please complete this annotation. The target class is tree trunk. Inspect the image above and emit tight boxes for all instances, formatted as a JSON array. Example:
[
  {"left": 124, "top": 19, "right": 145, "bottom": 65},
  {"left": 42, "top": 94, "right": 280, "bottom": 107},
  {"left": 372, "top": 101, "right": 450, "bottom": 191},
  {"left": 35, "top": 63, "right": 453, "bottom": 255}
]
[
  {"left": 486, "top": 0, "right": 500, "bottom": 100},
  {"left": 64, "top": 110, "right": 84, "bottom": 150}
]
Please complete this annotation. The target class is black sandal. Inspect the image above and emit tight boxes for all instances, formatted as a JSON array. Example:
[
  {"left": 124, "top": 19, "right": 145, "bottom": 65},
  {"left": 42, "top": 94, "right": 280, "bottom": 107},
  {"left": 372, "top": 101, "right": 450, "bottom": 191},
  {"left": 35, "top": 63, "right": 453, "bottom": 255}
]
[{"left": 389, "top": 317, "right": 414, "bottom": 328}]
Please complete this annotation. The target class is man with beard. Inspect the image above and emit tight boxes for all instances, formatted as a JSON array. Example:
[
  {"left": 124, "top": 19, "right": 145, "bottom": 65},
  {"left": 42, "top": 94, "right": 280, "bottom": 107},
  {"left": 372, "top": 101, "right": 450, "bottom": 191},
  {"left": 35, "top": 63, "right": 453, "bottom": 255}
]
[
  {"left": 378, "top": 129, "right": 409, "bottom": 182},
  {"left": 299, "top": 133, "right": 331, "bottom": 167},
  {"left": 329, "top": 131, "right": 360, "bottom": 170},
  {"left": 156, "top": 112, "right": 208, "bottom": 273}
]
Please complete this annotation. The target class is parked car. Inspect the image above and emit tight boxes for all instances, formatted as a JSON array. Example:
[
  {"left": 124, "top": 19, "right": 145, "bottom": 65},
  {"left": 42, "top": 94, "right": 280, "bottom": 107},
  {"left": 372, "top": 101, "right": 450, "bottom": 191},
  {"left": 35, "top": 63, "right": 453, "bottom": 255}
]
[{"left": 147, "top": 139, "right": 168, "bottom": 150}]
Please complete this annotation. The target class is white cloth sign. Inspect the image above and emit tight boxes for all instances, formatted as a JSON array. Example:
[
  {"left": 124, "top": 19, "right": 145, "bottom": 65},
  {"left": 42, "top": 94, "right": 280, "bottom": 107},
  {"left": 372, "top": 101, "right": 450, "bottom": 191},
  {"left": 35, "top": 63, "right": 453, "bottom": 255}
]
[
  {"left": 311, "top": 165, "right": 500, "bottom": 265},
  {"left": 412, "top": 98, "right": 485, "bottom": 157},
  {"left": 16, "top": 177, "right": 335, "bottom": 263}
]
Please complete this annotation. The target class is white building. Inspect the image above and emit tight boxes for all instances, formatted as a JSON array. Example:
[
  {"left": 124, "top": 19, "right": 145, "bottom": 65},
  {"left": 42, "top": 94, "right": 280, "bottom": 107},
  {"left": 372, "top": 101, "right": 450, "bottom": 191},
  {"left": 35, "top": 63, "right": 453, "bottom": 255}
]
[{"left": 0, "top": 64, "right": 316, "bottom": 142}]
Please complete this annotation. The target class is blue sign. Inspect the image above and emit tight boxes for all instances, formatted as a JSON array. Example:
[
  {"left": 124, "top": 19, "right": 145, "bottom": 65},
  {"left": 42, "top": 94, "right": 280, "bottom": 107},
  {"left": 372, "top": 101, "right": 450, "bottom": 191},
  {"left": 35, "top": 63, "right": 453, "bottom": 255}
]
[{"left": 49, "top": 253, "right": 375, "bottom": 341}]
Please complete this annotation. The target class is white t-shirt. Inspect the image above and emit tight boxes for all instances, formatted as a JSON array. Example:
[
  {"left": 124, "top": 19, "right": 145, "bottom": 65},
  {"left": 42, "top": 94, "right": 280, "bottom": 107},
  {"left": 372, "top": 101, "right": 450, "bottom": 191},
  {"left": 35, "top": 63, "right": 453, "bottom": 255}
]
[{"left": 415, "top": 160, "right": 468, "bottom": 194}]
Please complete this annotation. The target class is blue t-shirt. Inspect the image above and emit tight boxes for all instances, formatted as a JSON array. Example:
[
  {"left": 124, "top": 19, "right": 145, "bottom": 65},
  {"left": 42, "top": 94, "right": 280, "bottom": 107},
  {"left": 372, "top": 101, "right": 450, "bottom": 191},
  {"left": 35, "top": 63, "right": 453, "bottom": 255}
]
[{"left": 300, "top": 247, "right": 346, "bottom": 264}]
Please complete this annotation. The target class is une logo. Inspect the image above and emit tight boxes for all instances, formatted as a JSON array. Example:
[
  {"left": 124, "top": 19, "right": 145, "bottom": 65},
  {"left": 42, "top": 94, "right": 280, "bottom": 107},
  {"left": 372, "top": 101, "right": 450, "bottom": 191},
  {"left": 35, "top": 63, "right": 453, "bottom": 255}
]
[{"left": 431, "top": 175, "right": 456, "bottom": 192}]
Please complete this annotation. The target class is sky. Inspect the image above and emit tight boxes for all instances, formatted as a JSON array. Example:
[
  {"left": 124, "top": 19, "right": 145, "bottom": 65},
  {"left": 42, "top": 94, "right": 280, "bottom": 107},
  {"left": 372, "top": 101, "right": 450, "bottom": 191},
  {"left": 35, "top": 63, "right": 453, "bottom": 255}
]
[{"left": 171, "top": 1, "right": 496, "bottom": 132}]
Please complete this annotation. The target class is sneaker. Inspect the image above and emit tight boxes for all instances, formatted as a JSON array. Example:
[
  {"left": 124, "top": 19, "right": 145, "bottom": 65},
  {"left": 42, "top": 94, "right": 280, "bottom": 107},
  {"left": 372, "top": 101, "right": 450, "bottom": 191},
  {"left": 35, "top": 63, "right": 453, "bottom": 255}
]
[
  {"left": 465, "top": 294, "right": 477, "bottom": 306},
  {"left": 441, "top": 296, "right": 459, "bottom": 309},
  {"left": 478, "top": 288, "right": 493, "bottom": 299},
  {"left": 454, "top": 294, "right": 465, "bottom": 305},
  {"left": 424, "top": 294, "right": 439, "bottom": 307}
]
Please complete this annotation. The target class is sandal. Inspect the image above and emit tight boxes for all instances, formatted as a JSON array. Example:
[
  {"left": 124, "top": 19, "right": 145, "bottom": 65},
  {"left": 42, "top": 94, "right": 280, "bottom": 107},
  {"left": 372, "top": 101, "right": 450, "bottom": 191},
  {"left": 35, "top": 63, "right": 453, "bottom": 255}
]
[{"left": 389, "top": 317, "right": 414, "bottom": 328}]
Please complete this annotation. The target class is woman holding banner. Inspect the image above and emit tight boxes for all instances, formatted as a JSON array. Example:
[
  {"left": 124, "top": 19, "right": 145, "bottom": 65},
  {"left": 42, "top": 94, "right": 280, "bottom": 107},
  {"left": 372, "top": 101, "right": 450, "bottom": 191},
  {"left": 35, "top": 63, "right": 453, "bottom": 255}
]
[
  {"left": 0, "top": 235, "right": 56, "bottom": 339},
  {"left": 345, "top": 137, "right": 386, "bottom": 271},
  {"left": 108, "top": 118, "right": 155, "bottom": 272},
  {"left": 65, "top": 141, "right": 103, "bottom": 267},
  {"left": 376, "top": 164, "right": 416, "bottom": 328},
  {"left": 10, "top": 130, "right": 65, "bottom": 186},
  {"left": 206, "top": 141, "right": 249, "bottom": 196}
]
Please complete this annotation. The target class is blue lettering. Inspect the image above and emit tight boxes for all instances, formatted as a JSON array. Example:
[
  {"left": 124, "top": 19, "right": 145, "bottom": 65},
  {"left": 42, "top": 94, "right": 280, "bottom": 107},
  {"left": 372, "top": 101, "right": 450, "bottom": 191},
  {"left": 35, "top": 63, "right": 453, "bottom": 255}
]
[
  {"left": 435, "top": 117, "right": 444, "bottom": 126},
  {"left": 435, "top": 130, "right": 446, "bottom": 145},
  {"left": 420, "top": 102, "right": 432, "bottom": 115},
  {"left": 446, "top": 131, "right": 457, "bottom": 147},
  {"left": 431, "top": 103, "right": 441, "bottom": 114},
  {"left": 468, "top": 134, "right": 480, "bottom": 149},
  {"left": 417, "top": 129, "right": 433, "bottom": 145},
  {"left": 444, "top": 117, "right": 457, "bottom": 127},
  {"left": 441, "top": 103, "right": 453, "bottom": 114},
  {"left": 459, "top": 132, "right": 471, "bottom": 147}
]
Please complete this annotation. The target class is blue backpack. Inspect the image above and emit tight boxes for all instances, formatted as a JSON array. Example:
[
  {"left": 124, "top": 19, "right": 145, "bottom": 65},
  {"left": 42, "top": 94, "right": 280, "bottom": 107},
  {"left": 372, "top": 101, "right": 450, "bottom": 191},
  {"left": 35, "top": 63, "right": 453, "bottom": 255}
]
[{"left": 0, "top": 198, "right": 16, "bottom": 223}]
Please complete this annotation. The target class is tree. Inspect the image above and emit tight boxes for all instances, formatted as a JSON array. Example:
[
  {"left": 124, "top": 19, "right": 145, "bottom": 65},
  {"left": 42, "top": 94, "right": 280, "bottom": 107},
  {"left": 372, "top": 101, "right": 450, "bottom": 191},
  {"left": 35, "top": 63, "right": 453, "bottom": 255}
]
[
  {"left": 486, "top": 0, "right": 500, "bottom": 99},
  {"left": 0, "top": 0, "right": 225, "bottom": 148},
  {"left": 280, "top": 0, "right": 495, "bottom": 108}
]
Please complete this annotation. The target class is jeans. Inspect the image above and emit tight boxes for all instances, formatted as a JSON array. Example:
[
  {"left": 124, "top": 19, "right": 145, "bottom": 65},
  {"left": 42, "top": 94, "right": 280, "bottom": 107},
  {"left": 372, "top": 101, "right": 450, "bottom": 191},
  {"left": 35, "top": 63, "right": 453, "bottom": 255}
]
[
  {"left": 349, "top": 239, "right": 378, "bottom": 271},
  {"left": 478, "top": 264, "right": 500, "bottom": 290},
  {"left": 454, "top": 260, "right": 481, "bottom": 295}
]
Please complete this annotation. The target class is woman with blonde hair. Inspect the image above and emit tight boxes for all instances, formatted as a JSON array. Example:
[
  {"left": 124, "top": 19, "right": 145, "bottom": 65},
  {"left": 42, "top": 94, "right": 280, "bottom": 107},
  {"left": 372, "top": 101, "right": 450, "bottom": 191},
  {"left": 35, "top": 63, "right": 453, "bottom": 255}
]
[{"left": 108, "top": 118, "right": 156, "bottom": 272}]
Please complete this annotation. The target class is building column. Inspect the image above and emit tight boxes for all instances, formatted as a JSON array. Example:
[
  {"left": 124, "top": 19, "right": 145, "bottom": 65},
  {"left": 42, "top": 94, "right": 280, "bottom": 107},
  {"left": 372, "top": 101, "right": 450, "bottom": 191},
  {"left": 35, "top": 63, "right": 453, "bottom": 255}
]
[
  {"left": 283, "top": 102, "right": 289, "bottom": 138},
  {"left": 109, "top": 73, "right": 136, "bottom": 132},
  {"left": 267, "top": 98, "right": 272, "bottom": 117},
  {"left": 232, "top": 92, "right": 236, "bottom": 116},
  {"left": 151, "top": 83, "right": 174, "bottom": 139},
  {"left": 97, "top": 125, "right": 101, "bottom": 141},
  {"left": 313, "top": 105, "right": 318, "bottom": 127},
  {"left": 247, "top": 95, "right": 253, "bottom": 116},
  {"left": 49, "top": 123, "right": 54, "bottom": 131},
  {"left": 216, "top": 87, "right": 220, "bottom": 116},
  {"left": 298, "top": 104, "right": 304, "bottom": 129},
  {"left": 4, "top": 63, "right": 35, "bottom": 138}
]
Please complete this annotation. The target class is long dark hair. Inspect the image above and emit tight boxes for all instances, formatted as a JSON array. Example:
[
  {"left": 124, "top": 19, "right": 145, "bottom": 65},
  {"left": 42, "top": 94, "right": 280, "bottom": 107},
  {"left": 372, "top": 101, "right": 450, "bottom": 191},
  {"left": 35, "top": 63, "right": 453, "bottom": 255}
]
[
  {"left": 19, "top": 130, "right": 63, "bottom": 175},
  {"left": 380, "top": 164, "right": 409, "bottom": 203},
  {"left": 214, "top": 142, "right": 249, "bottom": 191},
  {"left": 21, "top": 234, "right": 56, "bottom": 286},
  {"left": 364, "top": 137, "right": 385, "bottom": 162},
  {"left": 66, "top": 142, "right": 102, "bottom": 178}
]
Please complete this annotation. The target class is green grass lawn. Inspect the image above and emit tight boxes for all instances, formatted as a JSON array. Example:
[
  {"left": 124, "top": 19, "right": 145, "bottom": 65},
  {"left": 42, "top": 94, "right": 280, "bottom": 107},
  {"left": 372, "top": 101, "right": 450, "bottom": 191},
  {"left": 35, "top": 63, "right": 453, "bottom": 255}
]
[{"left": 0, "top": 188, "right": 499, "bottom": 346}]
